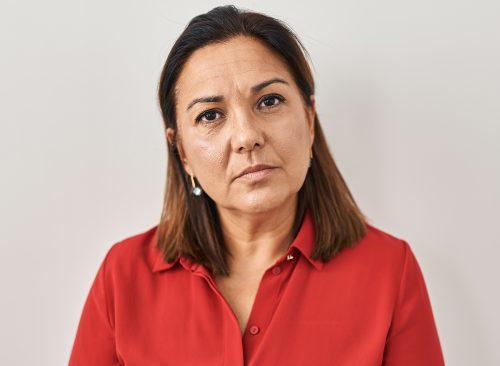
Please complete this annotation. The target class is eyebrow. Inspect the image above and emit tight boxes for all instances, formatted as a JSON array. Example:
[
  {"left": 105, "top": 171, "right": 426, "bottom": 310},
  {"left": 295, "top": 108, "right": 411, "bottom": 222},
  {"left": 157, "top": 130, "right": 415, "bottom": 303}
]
[{"left": 185, "top": 78, "right": 289, "bottom": 111}]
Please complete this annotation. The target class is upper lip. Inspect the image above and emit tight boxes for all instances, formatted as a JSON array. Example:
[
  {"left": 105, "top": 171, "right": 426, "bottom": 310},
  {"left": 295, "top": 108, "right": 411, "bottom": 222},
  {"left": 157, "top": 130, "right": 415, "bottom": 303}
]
[{"left": 235, "top": 164, "right": 275, "bottom": 179}]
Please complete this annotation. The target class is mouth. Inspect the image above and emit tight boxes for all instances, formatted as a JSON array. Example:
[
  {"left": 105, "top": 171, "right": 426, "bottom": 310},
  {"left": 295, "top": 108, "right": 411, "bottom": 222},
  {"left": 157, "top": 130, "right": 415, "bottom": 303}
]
[{"left": 235, "top": 165, "right": 276, "bottom": 182}]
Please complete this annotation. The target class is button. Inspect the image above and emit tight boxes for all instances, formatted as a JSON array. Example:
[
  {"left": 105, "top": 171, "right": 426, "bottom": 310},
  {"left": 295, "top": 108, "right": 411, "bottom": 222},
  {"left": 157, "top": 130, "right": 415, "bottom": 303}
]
[
  {"left": 272, "top": 266, "right": 281, "bottom": 275},
  {"left": 249, "top": 325, "right": 260, "bottom": 335},
  {"left": 286, "top": 254, "right": 294, "bottom": 260}
]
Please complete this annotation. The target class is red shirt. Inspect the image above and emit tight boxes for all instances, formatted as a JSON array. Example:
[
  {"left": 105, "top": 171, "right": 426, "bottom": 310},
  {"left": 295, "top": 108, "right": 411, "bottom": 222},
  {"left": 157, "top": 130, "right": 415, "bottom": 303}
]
[{"left": 69, "top": 210, "right": 445, "bottom": 365}]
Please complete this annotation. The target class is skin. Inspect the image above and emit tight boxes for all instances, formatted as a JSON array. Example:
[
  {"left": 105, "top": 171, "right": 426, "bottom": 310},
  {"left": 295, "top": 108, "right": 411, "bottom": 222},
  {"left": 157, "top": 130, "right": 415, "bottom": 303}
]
[{"left": 166, "top": 35, "right": 315, "bottom": 279}]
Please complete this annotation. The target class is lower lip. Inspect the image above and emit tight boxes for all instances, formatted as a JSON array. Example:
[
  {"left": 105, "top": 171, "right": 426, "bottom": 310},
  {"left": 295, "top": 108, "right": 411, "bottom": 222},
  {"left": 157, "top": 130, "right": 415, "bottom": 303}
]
[{"left": 237, "top": 168, "right": 275, "bottom": 182}]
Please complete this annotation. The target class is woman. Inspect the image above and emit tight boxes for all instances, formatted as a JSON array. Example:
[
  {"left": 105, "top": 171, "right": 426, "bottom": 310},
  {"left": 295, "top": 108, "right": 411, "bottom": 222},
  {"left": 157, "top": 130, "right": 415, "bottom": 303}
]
[{"left": 69, "top": 5, "right": 445, "bottom": 365}]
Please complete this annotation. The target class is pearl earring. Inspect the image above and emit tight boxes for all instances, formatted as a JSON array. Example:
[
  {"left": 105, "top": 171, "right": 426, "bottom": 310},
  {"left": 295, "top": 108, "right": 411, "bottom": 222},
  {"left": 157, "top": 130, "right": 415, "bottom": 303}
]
[{"left": 190, "top": 174, "right": 202, "bottom": 196}]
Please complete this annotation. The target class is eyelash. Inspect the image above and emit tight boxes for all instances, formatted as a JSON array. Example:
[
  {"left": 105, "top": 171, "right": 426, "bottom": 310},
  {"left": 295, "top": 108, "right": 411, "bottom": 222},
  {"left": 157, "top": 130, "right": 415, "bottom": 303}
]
[{"left": 194, "top": 94, "right": 285, "bottom": 124}]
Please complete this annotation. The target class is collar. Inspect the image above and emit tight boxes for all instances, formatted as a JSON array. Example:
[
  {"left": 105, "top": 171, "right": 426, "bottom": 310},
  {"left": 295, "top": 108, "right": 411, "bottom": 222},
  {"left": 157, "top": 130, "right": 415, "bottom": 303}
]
[
  {"left": 152, "top": 208, "right": 323, "bottom": 273},
  {"left": 287, "top": 208, "right": 324, "bottom": 271}
]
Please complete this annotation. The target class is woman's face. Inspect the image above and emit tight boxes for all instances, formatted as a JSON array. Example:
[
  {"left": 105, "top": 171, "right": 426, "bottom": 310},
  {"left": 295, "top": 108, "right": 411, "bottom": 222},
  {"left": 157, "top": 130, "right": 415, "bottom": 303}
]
[{"left": 167, "top": 35, "right": 315, "bottom": 215}]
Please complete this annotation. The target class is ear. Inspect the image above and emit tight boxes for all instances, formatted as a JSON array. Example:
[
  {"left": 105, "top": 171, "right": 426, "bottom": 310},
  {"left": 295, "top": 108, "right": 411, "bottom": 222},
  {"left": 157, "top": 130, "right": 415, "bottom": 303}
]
[
  {"left": 165, "top": 127, "right": 193, "bottom": 176},
  {"left": 308, "top": 95, "right": 316, "bottom": 147}
]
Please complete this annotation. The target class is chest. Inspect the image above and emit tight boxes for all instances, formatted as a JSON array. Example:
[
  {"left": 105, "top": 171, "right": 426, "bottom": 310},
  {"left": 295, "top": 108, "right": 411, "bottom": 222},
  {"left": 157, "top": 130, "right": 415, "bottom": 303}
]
[
  {"left": 214, "top": 276, "right": 262, "bottom": 336},
  {"left": 113, "top": 257, "right": 393, "bottom": 366}
]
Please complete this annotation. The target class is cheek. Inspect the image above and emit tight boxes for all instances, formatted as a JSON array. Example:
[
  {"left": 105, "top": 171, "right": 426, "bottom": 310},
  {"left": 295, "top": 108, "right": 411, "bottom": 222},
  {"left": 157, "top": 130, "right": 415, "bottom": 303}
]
[
  {"left": 190, "top": 137, "right": 226, "bottom": 181},
  {"left": 272, "top": 118, "right": 311, "bottom": 190},
  {"left": 273, "top": 118, "right": 309, "bottom": 160}
]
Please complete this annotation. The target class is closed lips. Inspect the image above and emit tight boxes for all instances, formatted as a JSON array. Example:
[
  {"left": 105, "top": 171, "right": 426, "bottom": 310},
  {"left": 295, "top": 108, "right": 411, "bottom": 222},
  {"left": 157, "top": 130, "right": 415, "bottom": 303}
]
[{"left": 236, "top": 164, "right": 275, "bottom": 179}]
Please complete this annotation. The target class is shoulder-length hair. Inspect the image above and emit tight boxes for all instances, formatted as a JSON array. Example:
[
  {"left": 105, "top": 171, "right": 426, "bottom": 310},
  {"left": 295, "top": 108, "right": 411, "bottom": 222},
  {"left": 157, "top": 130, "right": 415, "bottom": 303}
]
[{"left": 156, "top": 4, "right": 369, "bottom": 277}]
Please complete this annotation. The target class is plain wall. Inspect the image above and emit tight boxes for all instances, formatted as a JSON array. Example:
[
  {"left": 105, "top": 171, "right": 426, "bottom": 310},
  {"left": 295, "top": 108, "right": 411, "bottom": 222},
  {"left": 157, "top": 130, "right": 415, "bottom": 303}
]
[{"left": 1, "top": 0, "right": 499, "bottom": 365}]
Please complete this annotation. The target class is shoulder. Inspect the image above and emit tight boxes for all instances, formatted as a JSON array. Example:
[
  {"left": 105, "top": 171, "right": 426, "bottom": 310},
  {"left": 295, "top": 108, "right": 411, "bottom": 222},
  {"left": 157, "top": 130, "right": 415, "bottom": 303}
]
[
  {"left": 361, "top": 223, "right": 410, "bottom": 259},
  {"left": 329, "top": 223, "right": 412, "bottom": 276},
  {"left": 102, "top": 224, "right": 160, "bottom": 276}
]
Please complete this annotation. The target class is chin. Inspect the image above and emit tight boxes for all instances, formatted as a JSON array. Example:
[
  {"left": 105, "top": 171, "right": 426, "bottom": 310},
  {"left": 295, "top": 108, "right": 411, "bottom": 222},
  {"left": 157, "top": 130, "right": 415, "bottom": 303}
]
[
  {"left": 211, "top": 184, "right": 300, "bottom": 215},
  {"left": 233, "top": 191, "right": 290, "bottom": 214}
]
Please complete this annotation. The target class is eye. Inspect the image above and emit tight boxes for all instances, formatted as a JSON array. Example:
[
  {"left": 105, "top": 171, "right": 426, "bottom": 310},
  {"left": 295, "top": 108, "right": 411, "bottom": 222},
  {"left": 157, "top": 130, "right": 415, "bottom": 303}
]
[
  {"left": 195, "top": 109, "right": 223, "bottom": 124},
  {"left": 258, "top": 94, "right": 285, "bottom": 109}
]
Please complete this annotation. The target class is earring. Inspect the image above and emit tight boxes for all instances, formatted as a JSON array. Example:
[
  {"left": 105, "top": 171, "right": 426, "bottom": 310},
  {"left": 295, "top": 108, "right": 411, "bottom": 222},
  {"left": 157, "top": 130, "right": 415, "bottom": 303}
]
[
  {"left": 190, "top": 174, "right": 202, "bottom": 196},
  {"left": 308, "top": 150, "right": 313, "bottom": 168}
]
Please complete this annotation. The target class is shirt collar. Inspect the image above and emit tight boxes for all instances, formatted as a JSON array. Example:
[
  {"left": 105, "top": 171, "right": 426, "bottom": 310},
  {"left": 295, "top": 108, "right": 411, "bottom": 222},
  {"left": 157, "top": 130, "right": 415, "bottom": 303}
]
[
  {"left": 289, "top": 208, "right": 324, "bottom": 271},
  {"left": 152, "top": 208, "right": 323, "bottom": 273}
]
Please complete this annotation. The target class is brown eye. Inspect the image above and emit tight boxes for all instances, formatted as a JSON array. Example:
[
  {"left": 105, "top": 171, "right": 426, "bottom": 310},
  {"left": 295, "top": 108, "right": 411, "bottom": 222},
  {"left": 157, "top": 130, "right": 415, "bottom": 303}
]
[
  {"left": 195, "top": 109, "right": 222, "bottom": 124},
  {"left": 259, "top": 94, "right": 285, "bottom": 109}
]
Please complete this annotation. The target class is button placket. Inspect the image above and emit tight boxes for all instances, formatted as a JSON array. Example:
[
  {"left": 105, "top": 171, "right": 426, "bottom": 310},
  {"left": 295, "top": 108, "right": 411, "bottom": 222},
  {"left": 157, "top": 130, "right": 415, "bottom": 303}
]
[
  {"left": 245, "top": 258, "right": 291, "bottom": 336},
  {"left": 241, "top": 249, "right": 300, "bottom": 364}
]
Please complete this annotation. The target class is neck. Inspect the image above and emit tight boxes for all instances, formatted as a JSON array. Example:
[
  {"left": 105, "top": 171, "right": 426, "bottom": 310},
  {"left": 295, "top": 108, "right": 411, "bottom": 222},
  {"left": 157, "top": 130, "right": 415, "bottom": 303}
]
[{"left": 216, "top": 194, "right": 298, "bottom": 277}]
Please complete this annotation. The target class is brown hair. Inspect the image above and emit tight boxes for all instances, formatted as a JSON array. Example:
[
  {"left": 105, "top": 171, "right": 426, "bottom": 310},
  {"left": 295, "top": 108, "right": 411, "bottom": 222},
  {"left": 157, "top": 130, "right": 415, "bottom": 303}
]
[{"left": 156, "top": 5, "right": 370, "bottom": 277}]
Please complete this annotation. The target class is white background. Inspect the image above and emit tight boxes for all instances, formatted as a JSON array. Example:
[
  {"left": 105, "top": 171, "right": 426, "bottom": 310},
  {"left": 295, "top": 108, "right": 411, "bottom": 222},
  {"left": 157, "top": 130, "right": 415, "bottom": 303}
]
[{"left": 1, "top": 0, "right": 499, "bottom": 365}]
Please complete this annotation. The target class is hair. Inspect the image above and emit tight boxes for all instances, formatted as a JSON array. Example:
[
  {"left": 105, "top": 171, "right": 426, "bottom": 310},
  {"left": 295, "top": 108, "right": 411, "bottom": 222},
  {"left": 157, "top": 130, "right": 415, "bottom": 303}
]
[{"left": 156, "top": 4, "right": 370, "bottom": 277}]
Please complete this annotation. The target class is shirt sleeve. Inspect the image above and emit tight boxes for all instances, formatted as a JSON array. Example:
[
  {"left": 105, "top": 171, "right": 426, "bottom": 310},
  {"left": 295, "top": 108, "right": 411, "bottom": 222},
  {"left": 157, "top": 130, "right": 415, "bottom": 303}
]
[
  {"left": 382, "top": 241, "right": 445, "bottom": 366},
  {"left": 68, "top": 247, "right": 122, "bottom": 366}
]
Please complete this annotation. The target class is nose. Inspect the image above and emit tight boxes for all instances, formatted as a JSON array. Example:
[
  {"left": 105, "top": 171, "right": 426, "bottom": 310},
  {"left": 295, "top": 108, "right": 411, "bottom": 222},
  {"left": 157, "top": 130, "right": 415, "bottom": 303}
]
[{"left": 231, "top": 109, "right": 265, "bottom": 153}]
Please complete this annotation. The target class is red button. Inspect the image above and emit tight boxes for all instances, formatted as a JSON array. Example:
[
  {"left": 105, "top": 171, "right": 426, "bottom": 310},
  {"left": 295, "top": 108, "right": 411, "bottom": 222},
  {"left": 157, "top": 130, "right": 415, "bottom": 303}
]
[
  {"left": 249, "top": 325, "right": 260, "bottom": 335},
  {"left": 272, "top": 266, "right": 281, "bottom": 275}
]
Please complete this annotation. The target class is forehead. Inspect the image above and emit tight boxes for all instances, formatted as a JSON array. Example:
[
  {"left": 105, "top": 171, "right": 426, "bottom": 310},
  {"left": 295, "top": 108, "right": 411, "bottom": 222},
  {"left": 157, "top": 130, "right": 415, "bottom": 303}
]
[{"left": 175, "top": 36, "right": 293, "bottom": 103}]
